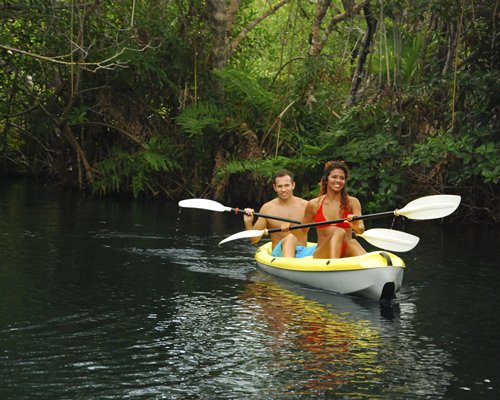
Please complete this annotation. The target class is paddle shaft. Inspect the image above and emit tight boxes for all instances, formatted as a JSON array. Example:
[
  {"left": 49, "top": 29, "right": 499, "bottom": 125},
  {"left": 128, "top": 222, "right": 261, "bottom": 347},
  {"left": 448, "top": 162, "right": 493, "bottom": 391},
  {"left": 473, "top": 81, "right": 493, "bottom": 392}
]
[
  {"left": 265, "top": 210, "right": 396, "bottom": 234},
  {"left": 230, "top": 208, "right": 301, "bottom": 224},
  {"left": 178, "top": 199, "right": 301, "bottom": 224}
]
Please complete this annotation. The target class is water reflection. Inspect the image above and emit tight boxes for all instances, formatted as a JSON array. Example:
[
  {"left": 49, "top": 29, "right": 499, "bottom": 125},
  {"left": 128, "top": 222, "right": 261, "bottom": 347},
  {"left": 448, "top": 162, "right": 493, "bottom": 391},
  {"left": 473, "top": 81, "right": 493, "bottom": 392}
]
[
  {"left": 240, "top": 272, "right": 454, "bottom": 398},
  {"left": 240, "top": 274, "right": 384, "bottom": 396}
]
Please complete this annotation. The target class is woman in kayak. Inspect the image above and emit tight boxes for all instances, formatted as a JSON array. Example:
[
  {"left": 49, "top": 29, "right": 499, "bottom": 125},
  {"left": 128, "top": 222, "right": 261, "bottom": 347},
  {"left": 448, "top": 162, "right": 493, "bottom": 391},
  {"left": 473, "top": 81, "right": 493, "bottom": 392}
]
[{"left": 301, "top": 160, "right": 366, "bottom": 259}]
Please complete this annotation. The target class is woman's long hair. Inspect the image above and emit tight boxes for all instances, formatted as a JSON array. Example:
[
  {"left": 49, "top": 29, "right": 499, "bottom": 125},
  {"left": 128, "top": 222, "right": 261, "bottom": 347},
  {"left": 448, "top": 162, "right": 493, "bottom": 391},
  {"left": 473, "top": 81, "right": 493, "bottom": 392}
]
[{"left": 318, "top": 160, "right": 350, "bottom": 214}]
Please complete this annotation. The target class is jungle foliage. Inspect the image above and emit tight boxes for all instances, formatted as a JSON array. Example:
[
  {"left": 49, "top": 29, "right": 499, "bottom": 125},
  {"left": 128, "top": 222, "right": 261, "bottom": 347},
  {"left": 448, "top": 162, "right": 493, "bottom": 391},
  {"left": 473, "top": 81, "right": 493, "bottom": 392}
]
[{"left": 1, "top": 0, "right": 499, "bottom": 222}]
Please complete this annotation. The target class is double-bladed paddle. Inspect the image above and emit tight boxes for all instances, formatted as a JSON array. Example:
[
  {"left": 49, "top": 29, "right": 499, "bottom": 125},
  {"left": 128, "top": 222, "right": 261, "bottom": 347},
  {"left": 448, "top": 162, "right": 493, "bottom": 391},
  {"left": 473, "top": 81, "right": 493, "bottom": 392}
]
[
  {"left": 178, "top": 198, "right": 301, "bottom": 224},
  {"left": 218, "top": 194, "right": 461, "bottom": 250},
  {"left": 219, "top": 227, "right": 419, "bottom": 252}
]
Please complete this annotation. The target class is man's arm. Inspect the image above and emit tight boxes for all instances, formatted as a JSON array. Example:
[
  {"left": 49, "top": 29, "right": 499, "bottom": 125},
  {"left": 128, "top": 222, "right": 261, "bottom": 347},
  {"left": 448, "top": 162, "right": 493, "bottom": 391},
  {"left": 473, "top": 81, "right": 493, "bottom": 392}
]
[{"left": 243, "top": 208, "right": 268, "bottom": 244}]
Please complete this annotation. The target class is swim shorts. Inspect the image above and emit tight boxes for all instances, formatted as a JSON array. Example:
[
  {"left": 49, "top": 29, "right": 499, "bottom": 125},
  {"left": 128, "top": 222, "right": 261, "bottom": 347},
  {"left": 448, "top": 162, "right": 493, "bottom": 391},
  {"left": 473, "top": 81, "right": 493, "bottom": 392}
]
[{"left": 271, "top": 240, "right": 317, "bottom": 258}]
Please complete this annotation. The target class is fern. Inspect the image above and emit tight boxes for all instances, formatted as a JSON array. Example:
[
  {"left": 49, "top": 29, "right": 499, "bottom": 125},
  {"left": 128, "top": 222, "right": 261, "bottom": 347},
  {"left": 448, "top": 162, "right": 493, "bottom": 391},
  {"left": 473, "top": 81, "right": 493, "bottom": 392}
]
[
  {"left": 214, "top": 156, "right": 323, "bottom": 183},
  {"left": 175, "top": 102, "right": 223, "bottom": 136},
  {"left": 143, "top": 137, "right": 178, "bottom": 171},
  {"left": 213, "top": 68, "right": 275, "bottom": 115},
  {"left": 92, "top": 137, "right": 180, "bottom": 197}
]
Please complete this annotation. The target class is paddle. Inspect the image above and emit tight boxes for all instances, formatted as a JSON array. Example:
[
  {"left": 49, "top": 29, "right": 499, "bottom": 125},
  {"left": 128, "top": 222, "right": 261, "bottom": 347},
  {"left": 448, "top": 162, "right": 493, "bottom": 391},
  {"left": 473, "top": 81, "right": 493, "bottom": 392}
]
[
  {"left": 219, "top": 227, "right": 420, "bottom": 252},
  {"left": 218, "top": 194, "right": 460, "bottom": 250},
  {"left": 363, "top": 194, "right": 461, "bottom": 221},
  {"left": 178, "top": 198, "right": 301, "bottom": 224},
  {"left": 245, "top": 194, "right": 461, "bottom": 227}
]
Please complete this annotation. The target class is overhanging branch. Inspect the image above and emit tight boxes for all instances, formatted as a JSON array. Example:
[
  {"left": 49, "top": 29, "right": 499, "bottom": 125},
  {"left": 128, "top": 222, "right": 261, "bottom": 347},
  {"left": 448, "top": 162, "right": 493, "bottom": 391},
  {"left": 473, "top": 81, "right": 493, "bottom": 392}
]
[{"left": 0, "top": 43, "right": 152, "bottom": 72}]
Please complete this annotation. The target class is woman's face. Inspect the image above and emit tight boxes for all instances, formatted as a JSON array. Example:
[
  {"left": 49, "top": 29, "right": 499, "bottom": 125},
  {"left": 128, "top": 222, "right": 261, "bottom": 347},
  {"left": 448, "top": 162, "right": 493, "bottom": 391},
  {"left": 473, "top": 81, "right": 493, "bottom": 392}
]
[{"left": 327, "top": 168, "right": 346, "bottom": 192}]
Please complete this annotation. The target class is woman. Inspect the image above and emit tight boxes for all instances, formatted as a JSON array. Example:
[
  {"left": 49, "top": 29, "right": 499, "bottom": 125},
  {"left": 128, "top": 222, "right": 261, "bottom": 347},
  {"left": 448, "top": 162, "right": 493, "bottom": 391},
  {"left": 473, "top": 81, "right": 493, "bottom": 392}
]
[{"left": 302, "top": 160, "right": 366, "bottom": 259}]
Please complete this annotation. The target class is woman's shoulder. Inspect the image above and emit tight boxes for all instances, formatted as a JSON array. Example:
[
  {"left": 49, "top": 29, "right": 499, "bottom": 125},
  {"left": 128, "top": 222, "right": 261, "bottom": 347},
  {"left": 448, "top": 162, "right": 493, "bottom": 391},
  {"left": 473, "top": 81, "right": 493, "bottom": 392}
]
[
  {"left": 302, "top": 196, "right": 321, "bottom": 220},
  {"left": 306, "top": 195, "right": 322, "bottom": 209},
  {"left": 307, "top": 195, "right": 322, "bottom": 203},
  {"left": 347, "top": 195, "right": 362, "bottom": 210}
]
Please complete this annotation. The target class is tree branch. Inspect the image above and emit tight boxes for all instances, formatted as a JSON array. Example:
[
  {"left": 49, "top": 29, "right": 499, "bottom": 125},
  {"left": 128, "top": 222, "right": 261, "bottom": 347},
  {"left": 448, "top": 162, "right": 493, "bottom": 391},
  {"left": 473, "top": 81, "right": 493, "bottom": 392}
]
[
  {"left": 0, "top": 43, "right": 151, "bottom": 72},
  {"left": 313, "top": 0, "right": 369, "bottom": 56},
  {"left": 229, "top": 0, "right": 291, "bottom": 56}
]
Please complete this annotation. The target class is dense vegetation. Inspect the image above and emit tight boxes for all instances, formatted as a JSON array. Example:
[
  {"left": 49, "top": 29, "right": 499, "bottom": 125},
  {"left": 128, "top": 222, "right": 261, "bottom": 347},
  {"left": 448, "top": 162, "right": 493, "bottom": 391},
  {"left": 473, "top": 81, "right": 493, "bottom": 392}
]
[{"left": 1, "top": 0, "right": 498, "bottom": 222}]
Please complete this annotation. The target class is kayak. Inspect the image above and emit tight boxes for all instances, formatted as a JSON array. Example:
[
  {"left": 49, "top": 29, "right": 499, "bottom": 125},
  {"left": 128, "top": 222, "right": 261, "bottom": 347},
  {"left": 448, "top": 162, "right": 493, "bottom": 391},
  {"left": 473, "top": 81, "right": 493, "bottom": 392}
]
[{"left": 255, "top": 242, "right": 405, "bottom": 301}]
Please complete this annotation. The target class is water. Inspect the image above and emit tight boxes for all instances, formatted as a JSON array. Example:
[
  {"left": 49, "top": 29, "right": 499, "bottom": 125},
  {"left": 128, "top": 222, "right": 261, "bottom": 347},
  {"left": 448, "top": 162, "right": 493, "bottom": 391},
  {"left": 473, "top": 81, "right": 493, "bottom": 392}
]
[{"left": 0, "top": 181, "right": 499, "bottom": 399}]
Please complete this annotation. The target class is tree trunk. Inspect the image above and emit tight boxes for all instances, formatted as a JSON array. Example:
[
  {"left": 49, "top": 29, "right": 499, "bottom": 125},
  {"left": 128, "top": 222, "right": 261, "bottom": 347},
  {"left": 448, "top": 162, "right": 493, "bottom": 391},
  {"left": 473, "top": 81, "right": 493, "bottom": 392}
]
[
  {"left": 348, "top": 1, "right": 377, "bottom": 106},
  {"left": 206, "top": 0, "right": 292, "bottom": 69},
  {"left": 206, "top": 0, "right": 231, "bottom": 70},
  {"left": 205, "top": 0, "right": 291, "bottom": 199},
  {"left": 60, "top": 122, "right": 95, "bottom": 185},
  {"left": 305, "top": 0, "right": 369, "bottom": 109}
]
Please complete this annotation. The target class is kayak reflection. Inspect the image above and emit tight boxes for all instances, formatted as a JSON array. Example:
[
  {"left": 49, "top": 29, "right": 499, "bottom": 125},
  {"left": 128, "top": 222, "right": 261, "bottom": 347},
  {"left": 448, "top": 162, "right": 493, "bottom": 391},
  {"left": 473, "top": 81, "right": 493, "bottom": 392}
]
[{"left": 240, "top": 272, "right": 386, "bottom": 393}]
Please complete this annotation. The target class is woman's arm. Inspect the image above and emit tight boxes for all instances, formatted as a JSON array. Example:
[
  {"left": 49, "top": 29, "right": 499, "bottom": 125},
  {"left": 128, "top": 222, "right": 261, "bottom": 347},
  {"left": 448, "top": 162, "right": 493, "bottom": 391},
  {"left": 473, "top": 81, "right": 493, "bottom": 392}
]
[
  {"left": 296, "top": 199, "right": 318, "bottom": 237},
  {"left": 347, "top": 197, "right": 365, "bottom": 234}
]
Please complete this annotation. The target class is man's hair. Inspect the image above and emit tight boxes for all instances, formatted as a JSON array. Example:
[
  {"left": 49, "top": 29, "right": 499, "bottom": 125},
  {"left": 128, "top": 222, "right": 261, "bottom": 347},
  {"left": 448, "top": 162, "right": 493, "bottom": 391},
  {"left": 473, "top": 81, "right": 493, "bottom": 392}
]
[{"left": 274, "top": 169, "right": 294, "bottom": 183}]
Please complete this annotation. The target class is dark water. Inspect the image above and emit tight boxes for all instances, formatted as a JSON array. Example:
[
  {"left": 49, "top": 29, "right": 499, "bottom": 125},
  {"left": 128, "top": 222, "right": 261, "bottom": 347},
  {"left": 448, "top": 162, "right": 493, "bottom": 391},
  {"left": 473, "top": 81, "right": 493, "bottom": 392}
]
[{"left": 0, "top": 182, "right": 499, "bottom": 399}]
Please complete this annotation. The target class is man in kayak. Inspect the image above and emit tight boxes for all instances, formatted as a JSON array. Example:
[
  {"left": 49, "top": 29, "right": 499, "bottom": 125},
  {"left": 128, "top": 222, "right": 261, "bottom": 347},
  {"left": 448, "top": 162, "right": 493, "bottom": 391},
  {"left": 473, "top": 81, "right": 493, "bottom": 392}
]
[
  {"left": 301, "top": 160, "right": 366, "bottom": 258},
  {"left": 243, "top": 170, "right": 313, "bottom": 258}
]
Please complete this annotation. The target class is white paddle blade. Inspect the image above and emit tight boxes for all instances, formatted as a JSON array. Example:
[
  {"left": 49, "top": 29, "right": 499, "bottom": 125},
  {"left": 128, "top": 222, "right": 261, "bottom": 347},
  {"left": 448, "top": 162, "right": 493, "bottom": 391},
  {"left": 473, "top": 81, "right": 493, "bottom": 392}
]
[
  {"left": 219, "top": 229, "right": 267, "bottom": 246},
  {"left": 359, "top": 228, "right": 420, "bottom": 252},
  {"left": 397, "top": 195, "right": 461, "bottom": 220},
  {"left": 178, "top": 199, "right": 230, "bottom": 213}
]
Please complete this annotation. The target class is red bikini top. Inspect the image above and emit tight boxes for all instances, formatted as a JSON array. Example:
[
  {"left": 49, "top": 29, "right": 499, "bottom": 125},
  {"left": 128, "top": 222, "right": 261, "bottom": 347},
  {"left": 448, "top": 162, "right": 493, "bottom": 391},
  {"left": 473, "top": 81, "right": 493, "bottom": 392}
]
[{"left": 313, "top": 196, "right": 350, "bottom": 229}]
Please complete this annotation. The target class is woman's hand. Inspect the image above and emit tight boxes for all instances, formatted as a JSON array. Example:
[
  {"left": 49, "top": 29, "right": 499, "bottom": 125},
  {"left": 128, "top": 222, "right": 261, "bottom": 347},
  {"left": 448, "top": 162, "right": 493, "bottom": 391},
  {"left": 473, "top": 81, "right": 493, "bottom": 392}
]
[
  {"left": 345, "top": 214, "right": 364, "bottom": 234},
  {"left": 345, "top": 213, "right": 356, "bottom": 222}
]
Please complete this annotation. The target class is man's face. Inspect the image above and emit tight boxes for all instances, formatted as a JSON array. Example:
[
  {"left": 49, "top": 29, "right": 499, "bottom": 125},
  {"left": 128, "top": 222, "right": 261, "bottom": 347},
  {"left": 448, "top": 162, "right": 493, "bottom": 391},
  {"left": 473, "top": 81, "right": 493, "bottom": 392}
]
[{"left": 273, "top": 175, "right": 295, "bottom": 200}]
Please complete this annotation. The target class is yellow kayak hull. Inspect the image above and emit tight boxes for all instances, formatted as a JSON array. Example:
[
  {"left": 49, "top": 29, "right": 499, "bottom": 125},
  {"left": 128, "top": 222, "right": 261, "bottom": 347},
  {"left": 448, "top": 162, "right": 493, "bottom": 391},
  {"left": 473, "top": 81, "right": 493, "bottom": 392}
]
[{"left": 255, "top": 242, "right": 405, "bottom": 301}]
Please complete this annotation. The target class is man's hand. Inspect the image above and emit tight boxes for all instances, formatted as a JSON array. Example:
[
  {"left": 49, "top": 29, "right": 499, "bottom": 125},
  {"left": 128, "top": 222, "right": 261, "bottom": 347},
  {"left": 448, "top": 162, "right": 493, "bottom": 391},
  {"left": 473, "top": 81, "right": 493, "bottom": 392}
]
[
  {"left": 244, "top": 208, "right": 255, "bottom": 227},
  {"left": 243, "top": 208, "right": 255, "bottom": 222},
  {"left": 280, "top": 222, "right": 291, "bottom": 232}
]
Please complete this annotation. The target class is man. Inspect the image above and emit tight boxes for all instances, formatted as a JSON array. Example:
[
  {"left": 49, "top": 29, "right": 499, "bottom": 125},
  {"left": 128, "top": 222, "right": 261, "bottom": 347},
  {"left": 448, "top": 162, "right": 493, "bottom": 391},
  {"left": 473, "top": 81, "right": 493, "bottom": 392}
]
[{"left": 243, "top": 170, "right": 313, "bottom": 258}]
